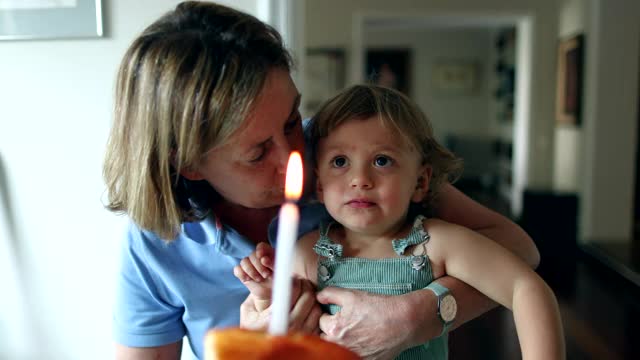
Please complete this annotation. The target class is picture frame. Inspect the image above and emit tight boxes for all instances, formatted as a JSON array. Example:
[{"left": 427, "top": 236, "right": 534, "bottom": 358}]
[
  {"left": 0, "top": 0, "right": 103, "bottom": 41},
  {"left": 304, "top": 48, "right": 345, "bottom": 113},
  {"left": 556, "top": 34, "right": 584, "bottom": 126},
  {"left": 365, "top": 49, "right": 411, "bottom": 95},
  {"left": 432, "top": 59, "right": 479, "bottom": 95}
]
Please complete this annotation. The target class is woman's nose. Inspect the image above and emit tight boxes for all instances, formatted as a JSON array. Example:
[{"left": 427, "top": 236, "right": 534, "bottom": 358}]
[{"left": 275, "top": 141, "right": 292, "bottom": 175}]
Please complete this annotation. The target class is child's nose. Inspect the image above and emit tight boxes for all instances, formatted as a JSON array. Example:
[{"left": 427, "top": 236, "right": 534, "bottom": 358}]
[{"left": 350, "top": 168, "right": 373, "bottom": 189}]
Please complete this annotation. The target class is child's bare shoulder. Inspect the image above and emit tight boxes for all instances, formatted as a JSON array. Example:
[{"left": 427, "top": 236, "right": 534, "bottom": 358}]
[
  {"left": 422, "top": 217, "right": 467, "bottom": 237},
  {"left": 298, "top": 229, "right": 320, "bottom": 244},
  {"left": 420, "top": 218, "right": 464, "bottom": 250},
  {"left": 296, "top": 229, "right": 321, "bottom": 255},
  {"left": 421, "top": 216, "right": 484, "bottom": 259}
]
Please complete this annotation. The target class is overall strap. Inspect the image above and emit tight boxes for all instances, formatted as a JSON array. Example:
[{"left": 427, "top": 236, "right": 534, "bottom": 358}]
[
  {"left": 392, "top": 215, "right": 430, "bottom": 255},
  {"left": 313, "top": 221, "right": 343, "bottom": 259}
]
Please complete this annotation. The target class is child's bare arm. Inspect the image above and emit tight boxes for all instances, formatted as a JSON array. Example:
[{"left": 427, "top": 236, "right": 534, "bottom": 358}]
[
  {"left": 425, "top": 219, "right": 565, "bottom": 360},
  {"left": 233, "top": 242, "right": 275, "bottom": 312}
]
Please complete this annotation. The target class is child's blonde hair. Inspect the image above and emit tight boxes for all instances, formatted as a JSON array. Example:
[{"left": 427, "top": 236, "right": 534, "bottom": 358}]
[{"left": 308, "top": 84, "right": 462, "bottom": 210}]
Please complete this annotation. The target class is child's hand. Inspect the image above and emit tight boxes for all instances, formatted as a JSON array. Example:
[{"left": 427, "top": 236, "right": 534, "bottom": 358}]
[{"left": 234, "top": 242, "right": 275, "bottom": 304}]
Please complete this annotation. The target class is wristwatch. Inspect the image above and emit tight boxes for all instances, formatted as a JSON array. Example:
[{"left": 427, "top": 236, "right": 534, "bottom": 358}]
[{"left": 425, "top": 282, "right": 457, "bottom": 336}]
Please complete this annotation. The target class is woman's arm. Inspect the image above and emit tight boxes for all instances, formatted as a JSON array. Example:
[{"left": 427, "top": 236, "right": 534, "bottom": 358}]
[
  {"left": 436, "top": 183, "right": 539, "bottom": 267},
  {"left": 115, "top": 341, "right": 182, "bottom": 360},
  {"left": 114, "top": 226, "right": 187, "bottom": 360},
  {"left": 316, "top": 269, "right": 497, "bottom": 358},
  {"left": 427, "top": 219, "right": 565, "bottom": 359},
  {"left": 317, "top": 184, "right": 540, "bottom": 359},
  {"left": 430, "top": 184, "right": 541, "bottom": 334}
]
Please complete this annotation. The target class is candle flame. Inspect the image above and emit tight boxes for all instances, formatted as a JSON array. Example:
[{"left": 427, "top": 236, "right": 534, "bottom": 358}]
[{"left": 284, "top": 151, "right": 303, "bottom": 201}]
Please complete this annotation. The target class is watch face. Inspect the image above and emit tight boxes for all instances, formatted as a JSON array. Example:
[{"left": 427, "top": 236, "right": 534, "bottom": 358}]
[{"left": 440, "top": 294, "right": 457, "bottom": 322}]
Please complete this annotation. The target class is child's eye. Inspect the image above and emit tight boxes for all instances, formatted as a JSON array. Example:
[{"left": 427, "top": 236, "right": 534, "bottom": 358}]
[
  {"left": 374, "top": 155, "right": 393, "bottom": 167},
  {"left": 331, "top": 156, "right": 349, "bottom": 168}
]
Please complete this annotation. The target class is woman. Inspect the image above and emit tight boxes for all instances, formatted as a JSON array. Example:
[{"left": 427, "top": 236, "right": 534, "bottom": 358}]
[{"left": 103, "top": 2, "right": 539, "bottom": 359}]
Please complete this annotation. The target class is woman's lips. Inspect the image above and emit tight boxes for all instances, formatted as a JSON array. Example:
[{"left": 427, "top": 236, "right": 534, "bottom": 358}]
[{"left": 347, "top": 199, "right": 376, "bottom": 208}]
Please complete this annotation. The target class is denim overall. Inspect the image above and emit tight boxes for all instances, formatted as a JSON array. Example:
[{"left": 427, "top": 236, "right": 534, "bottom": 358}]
[{"left": 313, "top": 215, "right": 448, "bottom": 360}]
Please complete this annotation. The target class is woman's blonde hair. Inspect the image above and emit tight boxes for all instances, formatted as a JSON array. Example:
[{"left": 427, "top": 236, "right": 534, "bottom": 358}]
[
  {"left": 308, "top": 84, "right": 462, "bottom": 210},
  {"left": 103, "top": 1, "right": 292, "bottom": 240}
]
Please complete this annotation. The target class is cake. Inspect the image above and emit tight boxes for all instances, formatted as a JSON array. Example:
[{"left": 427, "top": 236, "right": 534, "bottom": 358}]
[{"left": 204, "top": 328, "right": 361, "bottom": 360}]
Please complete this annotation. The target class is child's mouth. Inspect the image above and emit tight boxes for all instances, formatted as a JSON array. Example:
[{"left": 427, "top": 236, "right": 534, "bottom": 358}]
[{"left": 347, "top": 199, "right": 376, "bottom": 208}]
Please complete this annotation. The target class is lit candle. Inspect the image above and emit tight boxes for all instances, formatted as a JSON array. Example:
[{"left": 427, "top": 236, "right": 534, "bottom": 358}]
[{"left": 268, "top": 151, "right": 303, "bottom": 335}]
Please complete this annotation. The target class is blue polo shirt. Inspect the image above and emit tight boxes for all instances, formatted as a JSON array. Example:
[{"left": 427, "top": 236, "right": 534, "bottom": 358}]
[{"left": 113, "top": 203, "right": 329, "bottom": 359}]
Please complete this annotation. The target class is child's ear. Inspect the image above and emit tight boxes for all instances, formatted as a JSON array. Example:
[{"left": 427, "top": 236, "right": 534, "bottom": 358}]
[{"left": 412, "top": 165, "right": 432, "bottom": 202}]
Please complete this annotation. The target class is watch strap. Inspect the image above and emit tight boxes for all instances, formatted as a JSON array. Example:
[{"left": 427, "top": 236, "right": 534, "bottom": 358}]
[{"left": 425, "top": 282, "right": 453, "bottom": 336}]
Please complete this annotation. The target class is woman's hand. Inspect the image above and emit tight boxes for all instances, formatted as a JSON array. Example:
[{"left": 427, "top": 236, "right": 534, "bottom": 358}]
[
  {"left": 317, "top": 287, "right": 439, "bottom": 360},
  {"left": 240, "top": 277, "right": 322, "bottom": 334}
]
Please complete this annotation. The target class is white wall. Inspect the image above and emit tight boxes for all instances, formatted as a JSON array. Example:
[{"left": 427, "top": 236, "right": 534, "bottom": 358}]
[
  {"left": 364, "top": 28, "right": 493, "bottom": 142},
  {"left": 579, "top": 0, "right": 640, "bottom": 242},
  {"left": 0, "top": 1, "right": 260, "bottom": 359}
]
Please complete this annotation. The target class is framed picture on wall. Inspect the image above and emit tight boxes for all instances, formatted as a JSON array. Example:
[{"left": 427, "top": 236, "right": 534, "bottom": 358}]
[
  {"left": 556, "top": 34, "right": 585, "bottom": 126},
  {"left": 365, "top": 49, "right": 411, "bottom": 96},
  {"left": 432, "top": 59, "right": 479, "bottom": 95},
  {"left": 0, "top": 0, "right": 103, "bottom": 40}
]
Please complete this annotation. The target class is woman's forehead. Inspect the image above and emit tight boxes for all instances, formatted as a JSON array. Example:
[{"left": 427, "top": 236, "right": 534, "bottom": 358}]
[{"left": 227, "top": 68, "right": 299, "bottom": 145}]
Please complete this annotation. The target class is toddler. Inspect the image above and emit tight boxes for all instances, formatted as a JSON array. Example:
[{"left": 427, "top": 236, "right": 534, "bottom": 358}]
[{"left": 234, "top": 84, "right": 564, "bottom": 360}]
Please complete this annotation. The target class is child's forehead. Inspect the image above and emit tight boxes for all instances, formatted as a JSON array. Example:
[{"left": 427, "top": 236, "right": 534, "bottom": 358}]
[
  {"left": 320, "top": 118, "right": 415, "bottom": 151},
  {"left": 329, "top": 116, "right": 408, "bottom": 141},
  {"left": 329, "top": 115, "right": 389, "bottom": 131}
]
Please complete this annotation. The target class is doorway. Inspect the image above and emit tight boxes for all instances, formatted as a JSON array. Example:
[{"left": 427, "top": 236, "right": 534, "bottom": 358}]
[{"left": 350, "top": 13, "right": 533, "bottom": 219}]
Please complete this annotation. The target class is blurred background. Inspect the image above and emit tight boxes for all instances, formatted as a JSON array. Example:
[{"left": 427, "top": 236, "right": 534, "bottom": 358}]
[{"left": 1, "top": 0, "right": 639, "bottom": 359}]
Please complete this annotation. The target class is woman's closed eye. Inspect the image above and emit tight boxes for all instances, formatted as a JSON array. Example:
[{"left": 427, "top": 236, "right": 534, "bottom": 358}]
[
  {"left": 248, "top": 140, "right": 273, "bottom": 163},
  {"left": 373, "top": 155, "right": 393, "bottom": 167},
  {"left": 248, "top": 146, "right": 266, "bottom": 163},
  {"left": 249, "top": 115, "right": 299, "bottom": 163}
]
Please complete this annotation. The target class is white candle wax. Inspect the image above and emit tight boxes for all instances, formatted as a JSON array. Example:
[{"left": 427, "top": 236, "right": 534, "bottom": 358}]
[{"left": 268, "top": 202, "right": 300, "bottom": 335}]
